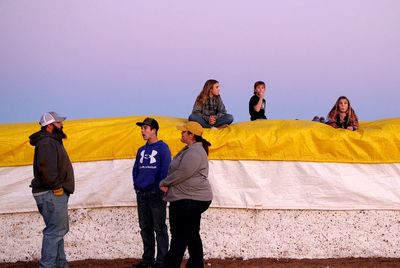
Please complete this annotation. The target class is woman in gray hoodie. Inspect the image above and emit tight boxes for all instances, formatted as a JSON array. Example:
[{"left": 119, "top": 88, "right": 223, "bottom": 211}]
[{"left": 160, "top": 121, "right": 212, "bottom": 268}]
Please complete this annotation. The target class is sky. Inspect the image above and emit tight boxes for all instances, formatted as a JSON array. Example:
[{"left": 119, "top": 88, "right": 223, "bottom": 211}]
[{"left": 0, "top": 0, "right": 399, "bottom": 124}]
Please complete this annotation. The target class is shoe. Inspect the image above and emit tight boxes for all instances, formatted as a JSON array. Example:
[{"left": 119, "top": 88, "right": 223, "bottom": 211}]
[
  {"left": 312, "top": 116, "right": 320, "bottom": 122},
  {"left": 319, "top": 117, "right": 326, "bottom": 123},
  {"left": 132, "top": 260, "right": 154, "bottom": 268}
]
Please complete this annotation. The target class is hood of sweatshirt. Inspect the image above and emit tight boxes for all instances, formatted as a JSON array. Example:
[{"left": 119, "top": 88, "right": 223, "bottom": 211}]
[{"left": 29, "top": 130, "right": 63, "bottom": 146}]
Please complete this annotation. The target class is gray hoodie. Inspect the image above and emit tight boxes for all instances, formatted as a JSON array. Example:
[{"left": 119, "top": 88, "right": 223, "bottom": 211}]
[{"left": 160, "top": 142, "right": 212, "bottom": 202}]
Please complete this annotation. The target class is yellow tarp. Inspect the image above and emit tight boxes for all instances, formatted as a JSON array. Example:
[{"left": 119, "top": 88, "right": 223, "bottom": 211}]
[{"left": 1, "top": 116, "right": 400, "bottom": 167}]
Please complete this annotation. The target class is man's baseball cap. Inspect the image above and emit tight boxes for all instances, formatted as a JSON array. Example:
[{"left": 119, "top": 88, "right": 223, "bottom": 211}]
[
  {"left": 177, "top": 121, "right": 203, "bottom": 136},
  {"left": 39, "top": 111, "right": 66, "bottom": 127},
  {"left": 136, "top": 117, "right": 159, "bottom": 130}
]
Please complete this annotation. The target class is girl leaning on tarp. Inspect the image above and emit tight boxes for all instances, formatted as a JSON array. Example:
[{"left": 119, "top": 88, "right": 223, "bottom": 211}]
[{"left": 326, "top": 96, "right": 359, "bottom": 131}]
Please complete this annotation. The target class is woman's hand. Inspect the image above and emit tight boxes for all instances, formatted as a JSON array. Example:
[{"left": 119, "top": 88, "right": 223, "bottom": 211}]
[
  {"left": 160, "top": 186, "right": 169, "bottom": 193},
  {"left": 209, "top": 115, "right": 216, "bottom": 125},
  {"left": 347, "top": 126, "right": 354, "bottom": 131}
]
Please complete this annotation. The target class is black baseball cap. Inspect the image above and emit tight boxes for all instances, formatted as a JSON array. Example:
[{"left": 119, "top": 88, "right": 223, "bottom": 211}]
[{"left": 136, "top": 117, "right": 159, "bottom": 130}]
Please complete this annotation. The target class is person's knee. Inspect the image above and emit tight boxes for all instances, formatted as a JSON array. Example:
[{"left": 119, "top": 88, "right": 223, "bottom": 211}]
[
  {"left": 188, "top": 114, "right": 199, "bottom": 121},
  {"left": 217, "top": 114, "right": 233, "bottom": 126},
  {"left": 225, "top": 114, "right": 234, "bottom": 124},
  {"left": 188, "top": 114, "right": 209, "bottom": 128}
]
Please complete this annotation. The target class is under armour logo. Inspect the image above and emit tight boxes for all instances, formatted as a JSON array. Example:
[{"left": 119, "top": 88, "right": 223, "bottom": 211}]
[{"left": 140, "top": 150, "right": 158, "bottom": 164}]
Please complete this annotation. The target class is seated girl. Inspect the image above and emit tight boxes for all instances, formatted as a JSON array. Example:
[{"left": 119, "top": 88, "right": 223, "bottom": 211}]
[
  {"left": 326, "top": 96, "right": 359, "bottom": 131},
  {"left": 188, "top": 79, "right": 234, "bottom": 128},
  {"left": 249, "top": 81, "right": 267, "bottom": 121}
]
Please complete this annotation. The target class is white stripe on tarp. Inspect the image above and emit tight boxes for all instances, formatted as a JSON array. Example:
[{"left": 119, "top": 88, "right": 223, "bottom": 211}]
[{"left": 1, "top": 159, "right": 400, "bottom": 213}]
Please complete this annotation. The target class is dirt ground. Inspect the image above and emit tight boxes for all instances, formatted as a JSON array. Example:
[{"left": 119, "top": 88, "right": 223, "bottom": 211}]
[{"left": 1, "top": 258, "right": 400, "bottom": 268}]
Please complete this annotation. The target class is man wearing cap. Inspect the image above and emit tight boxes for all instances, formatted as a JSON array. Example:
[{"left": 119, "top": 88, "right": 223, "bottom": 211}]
[
  {"left": 29, "top": 111, "right": 74, "bottom": 268},
  {"left": 132, "top": 117, "right": 171, "bottom": 268}
]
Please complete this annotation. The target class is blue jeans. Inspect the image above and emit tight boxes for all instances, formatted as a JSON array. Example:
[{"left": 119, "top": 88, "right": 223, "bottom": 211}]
[
  {"left": 34, "top": 191, "right": 69, "bottom": 268},
  {"left": 136, "top": 191, "right": 169, "bottom": 265},
  {"left": 164, "top": 199, "right": 212, "bottom": 268},
  {"left": 188, "top": 113, "right": 234, "bottom": 128}
]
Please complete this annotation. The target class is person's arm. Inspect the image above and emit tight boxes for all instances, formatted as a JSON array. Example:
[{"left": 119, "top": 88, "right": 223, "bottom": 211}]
[
  {"left": 192, "top": 102, "right": 210, "bottom": 121},
  {"left": 192, "top": 101, "right": 202, "bottom": 115},
  {"left": 36, "top": 142, "right": 61, "bottom": 189},
  {"left": 132, "top": 149, "right": 141, "bottom": 188},
  {"left": 157, "top": 143, "right": 171, "bottom": 184},
  {"left": 160, "top": 149, "right": 201, "bottom": 187},
  {"left": 326, "top": 113, "right": 339, "bottom": 128},
  {"left": 326, "top": 121, "right": 339, "bottom": 128},
  {"left": 326, "top": 119, "right": 337, "bottom": 128},
  {"left": 249, "top": 95, "right": 257, "bottom": 117},
  {"left": 348, "top": 113, "right": 359, "bottom": 131},
  {"left": 216, "top": 96, "right": 228, "bottom": 118},
  {"left": 253, "top": 94, "right": 264, "bottom": 112}
]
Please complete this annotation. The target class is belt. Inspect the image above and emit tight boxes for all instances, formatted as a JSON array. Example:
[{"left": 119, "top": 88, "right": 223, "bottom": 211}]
[{"left": 33, "top": 190, "right": 50, "bottom": 197}]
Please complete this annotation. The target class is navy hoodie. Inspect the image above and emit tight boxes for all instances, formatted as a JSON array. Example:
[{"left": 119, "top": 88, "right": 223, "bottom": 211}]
[{"left": 132, "top": 140, "right": 171, "bottom": 192}]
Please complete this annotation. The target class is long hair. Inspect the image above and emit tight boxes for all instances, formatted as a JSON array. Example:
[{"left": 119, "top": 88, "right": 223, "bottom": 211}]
[
  {"left": 328, "top": 96, "right": 354, "bottom": 117},
  {"left": 194, "top": 135, "right": 212, "bottom": 156},
  {"left": 327, "top": 96, "right": 358, "bottom": 128},
  {"left": 195, "top": 79, "right": 219, "bottom": 107}
]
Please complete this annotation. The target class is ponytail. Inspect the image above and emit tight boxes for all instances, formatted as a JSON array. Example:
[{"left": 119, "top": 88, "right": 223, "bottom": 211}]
[{"left": 194, "top": 135, "right": 211, "bottom": 155}]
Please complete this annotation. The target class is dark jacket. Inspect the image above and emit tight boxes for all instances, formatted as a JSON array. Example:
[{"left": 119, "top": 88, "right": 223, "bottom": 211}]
[
  {"left": 29, "top": 130, "right": 75, "bottom": 194},
  {"left": 249, "top": 94, "right": 267, "bottom": 121},
  {"left": 192, "top": 95, "right": 228, "bottom": 121}
]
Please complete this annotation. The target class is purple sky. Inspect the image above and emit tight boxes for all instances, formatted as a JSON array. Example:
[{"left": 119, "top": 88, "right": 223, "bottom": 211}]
[{"left": 0, "top": 0, "right": 399, "bottom": 124}]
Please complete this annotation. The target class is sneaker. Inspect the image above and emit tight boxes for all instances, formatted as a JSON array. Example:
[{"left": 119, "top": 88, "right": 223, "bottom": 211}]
[
  {"left": 319, "top": 117, "right": 326, "bottom": 123},
  {"left": 132, "top": 261, "right": 153, "bottom": 268},
  {"left": 312, "top": 116, "right": 320, "bottom": 122}
]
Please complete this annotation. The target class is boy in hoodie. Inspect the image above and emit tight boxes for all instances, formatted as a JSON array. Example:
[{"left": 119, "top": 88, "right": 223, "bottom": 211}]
[
  {"left": 29, "top": 111, "right": 74, "bottom": 268},
  {"left": 132, "top": 117, "right": 171, "bottom": 268}
]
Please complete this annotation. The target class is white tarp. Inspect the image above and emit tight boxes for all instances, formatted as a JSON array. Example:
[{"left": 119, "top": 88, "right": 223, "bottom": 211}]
[{"left": 1, "top": 159, "right": 400, "bottom": 214}]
